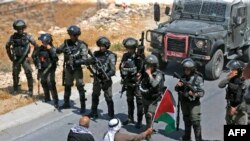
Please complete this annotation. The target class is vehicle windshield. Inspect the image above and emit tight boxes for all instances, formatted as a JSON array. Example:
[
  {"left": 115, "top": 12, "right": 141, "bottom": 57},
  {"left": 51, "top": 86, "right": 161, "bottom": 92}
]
[{"left": 174, "top": 0, "right": 228, "bottom": 22}]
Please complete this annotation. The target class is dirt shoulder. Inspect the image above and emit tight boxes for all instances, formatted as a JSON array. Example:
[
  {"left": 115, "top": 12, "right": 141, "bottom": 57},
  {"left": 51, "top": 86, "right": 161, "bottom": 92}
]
[{"left": 0, "top": 1, "right": 168, "bottom": 115}]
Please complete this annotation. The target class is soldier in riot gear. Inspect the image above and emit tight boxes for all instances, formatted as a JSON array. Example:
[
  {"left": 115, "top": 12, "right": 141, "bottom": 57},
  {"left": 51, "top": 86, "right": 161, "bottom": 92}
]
[
  {"left": 219, "top": 59, "right": 248, "bottom": 125},
  {"left": 33, "top": 33, "right": 59, "bottom": 108},
  {"left": 175, "top": 58, "right": 204, "bottom": 141},
  {"left": 56, "top": 25, "right": 89, "bottom": 113},
  {"left": 139, "top": 54, "right": 164, "bottom": 133},
  {"left": 88, "top": 36, "right": 117, "bottom": 119},
  {"left": 5, "top": 19, "right": 38, "bottom": 96},
  {"left": 120, "top": 37, "right": 144, "bottom": 128}
]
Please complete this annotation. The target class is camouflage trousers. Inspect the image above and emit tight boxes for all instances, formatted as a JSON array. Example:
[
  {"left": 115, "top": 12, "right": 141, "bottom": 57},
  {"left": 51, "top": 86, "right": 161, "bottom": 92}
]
[
  {"left": 91, "top": 78, "right": 114, "bottom": 118},
  {"left": 39, "top": 67, "right": 58, "bottom": 103},
  {"left": 180, "top": 100, "right": 202, "bottom": 141},
  {"left": 12, "top": 59, "right": 33, "bottom": 91},
  {"left": 64, "top": 67, "right": 85, "bottom": 107},
  {"left": 126, "top": 85, "right": 143, "bottom": 122},
  {"left": 142, "top": 97, "right": 158, "bottom": 128}
]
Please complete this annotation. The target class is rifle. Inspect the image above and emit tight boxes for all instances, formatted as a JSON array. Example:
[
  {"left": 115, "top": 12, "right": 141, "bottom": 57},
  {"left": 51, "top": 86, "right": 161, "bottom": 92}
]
[
  {"left": 62, "top": 61, "right": 66, "bottom": 86},
  {"left": 120, "top": 75, "right": 137, "bottom": 98},
  {"left": 137, "top": 31, "right": 145, "bottom": 74},
  {"left": 173, "top": 72, "right": 198, "bottom": 93},
  {"left": 87, "top": 49, "right": 110, "bottom": 81},
  {"left": 64, "top": 40, "right": 74, "bottom": 70}
]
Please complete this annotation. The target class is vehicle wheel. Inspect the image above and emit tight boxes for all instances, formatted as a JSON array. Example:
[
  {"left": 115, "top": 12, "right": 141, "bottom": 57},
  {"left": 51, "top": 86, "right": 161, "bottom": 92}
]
[
  {"left": 205, "top": 49, "right": 224, "bottom": 80},
  {"left": 239, "top": 46, "right": 250, "bottom": 62}
]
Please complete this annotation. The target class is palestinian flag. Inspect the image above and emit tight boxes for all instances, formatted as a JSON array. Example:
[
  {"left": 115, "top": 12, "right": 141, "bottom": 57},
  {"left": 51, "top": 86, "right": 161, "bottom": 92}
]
[{"left": 153, "top": 89, "right": 176, "bottom": 133}]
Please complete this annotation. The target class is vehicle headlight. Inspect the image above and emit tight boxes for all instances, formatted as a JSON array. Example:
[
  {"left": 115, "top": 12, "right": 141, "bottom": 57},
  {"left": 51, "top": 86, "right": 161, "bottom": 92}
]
[
  {"left": 151, "top": 32, "right": 163, "bottom": 45},
  {"left": 194, "top": 39, "right": 209, "bottom": 49}
]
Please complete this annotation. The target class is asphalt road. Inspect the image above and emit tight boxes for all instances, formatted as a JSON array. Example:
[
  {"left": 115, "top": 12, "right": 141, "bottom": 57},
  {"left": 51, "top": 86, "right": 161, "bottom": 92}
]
[{"left": 0, "top": 62, "right": 238, "bottom": 141}]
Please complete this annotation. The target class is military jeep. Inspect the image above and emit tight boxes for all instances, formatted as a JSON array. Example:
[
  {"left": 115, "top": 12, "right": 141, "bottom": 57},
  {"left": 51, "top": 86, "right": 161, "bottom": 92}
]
[{"left": 146, "top": 0, "right": 250, "bottom": 80}]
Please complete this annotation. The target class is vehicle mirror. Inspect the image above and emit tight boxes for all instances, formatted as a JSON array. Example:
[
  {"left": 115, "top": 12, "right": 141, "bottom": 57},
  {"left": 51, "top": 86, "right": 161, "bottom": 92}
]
[
  {"left": 165, "top": 6, "right": 170, "bottom": 15},
  {"left": 146, "top": 30, "right": 151, "bottom": 42},
  {"left": 236, "top": 16, "right": 243, "bottom": 25},
  {"left": 154, "top": 2, "right": 160, "bottom": 22}
]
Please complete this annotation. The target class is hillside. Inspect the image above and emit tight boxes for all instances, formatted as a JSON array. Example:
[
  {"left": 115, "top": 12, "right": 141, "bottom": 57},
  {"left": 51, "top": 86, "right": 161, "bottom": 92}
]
[{"left": 0, "top": 0, "right": 171, "bottom": 115}]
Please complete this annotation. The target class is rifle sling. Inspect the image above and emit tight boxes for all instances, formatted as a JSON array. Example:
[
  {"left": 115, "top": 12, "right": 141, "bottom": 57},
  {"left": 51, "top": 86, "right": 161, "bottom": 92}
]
[{"left": 16, "top": 45, "right": 30, "bottom": 65}]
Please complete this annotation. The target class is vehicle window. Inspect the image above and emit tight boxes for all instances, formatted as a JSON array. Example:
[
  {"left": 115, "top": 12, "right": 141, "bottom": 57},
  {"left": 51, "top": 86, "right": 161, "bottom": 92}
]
[
  {"left": 237, "top": 7, "right": 246, "bottom": 23},
  {"left": 201, "top": 2, "right": 226, "bottom": 17}
]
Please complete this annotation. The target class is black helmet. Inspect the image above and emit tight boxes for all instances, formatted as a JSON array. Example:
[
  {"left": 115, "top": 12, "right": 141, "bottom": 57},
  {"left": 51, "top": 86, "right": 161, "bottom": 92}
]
[
  {"left": 226, "top": 59, "right": 245, "bottom": 71},
  {"left": 38, "top": 33, "right": 52, "bottom": 44},
  {"left": 122, "top": 37, "right": 138, "bottom": 49},
  {"left": 67, "top": 25, "right": 81, "bottom": 36},
  {"left": 181, "top": 58, "right": 196, "bottom": 69},
  {"left": 145, "top": 54, "right": 159, "bottom": 68},
  {"left": 13, "top": 19, "right": 26, "bottom": 30},
  {"left": 96, "top": 36, "right": 111, "bottom": 49}
]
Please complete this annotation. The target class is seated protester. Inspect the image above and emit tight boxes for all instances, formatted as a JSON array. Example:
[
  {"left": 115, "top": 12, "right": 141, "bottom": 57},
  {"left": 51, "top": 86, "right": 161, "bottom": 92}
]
[
  {"left": 68, "top": 116, "right": 95, "bottom": 141},
  {"left": 103, "top": 118, "right": 153, "bottom": 141},
  {"left": 219, "top": 59, "right": 248, "bottom": 125}
]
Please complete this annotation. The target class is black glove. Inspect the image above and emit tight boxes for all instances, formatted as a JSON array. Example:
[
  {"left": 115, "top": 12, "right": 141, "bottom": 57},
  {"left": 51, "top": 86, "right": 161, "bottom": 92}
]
[
  {"left": 87, "top": 57, "right": 96, "bottom": 65},
  {"left": 64, "top": 48, "right": 71, "bottom": 54},
  {"left": 74, "top": 59, "right": 82, "bottom": 65}
]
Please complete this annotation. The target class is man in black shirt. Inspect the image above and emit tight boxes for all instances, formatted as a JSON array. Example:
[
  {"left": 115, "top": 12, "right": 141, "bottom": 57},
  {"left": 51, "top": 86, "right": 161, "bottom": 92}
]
[{"left": 67, "top": 116, "right": 95, "bottom": 141}]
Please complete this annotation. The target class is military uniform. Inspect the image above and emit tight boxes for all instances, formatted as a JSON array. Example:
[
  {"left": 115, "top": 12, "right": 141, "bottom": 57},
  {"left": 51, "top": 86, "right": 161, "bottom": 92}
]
[
  {"left": 175, "top": 58, "right": 204, "bottom": 141},
  {"left": 138, "top": 55, "right": 164, "bottom": 134},
  {"left": 218, "top": 74, "right": 248, "bottom": 125},
  {"left": 120, "top": 52, "right": 144, "bottom": 127},
  {"left": 34, "top": 40, "right": 59, "bottom": 107},
  {"left": 140, "top": 69, "right": 164, "bottom": 128},
  {"left": 57, "top": 38, "right": 88, "bottom": 113},
  {"left": 6, "top": 20, "right": 38, "bottom": 95},
  {"left": 89, "top": 37, "right": 116, "bottom": 119},
  {"left": 120, "top": 37, "right": 144, "bottom": 128}
]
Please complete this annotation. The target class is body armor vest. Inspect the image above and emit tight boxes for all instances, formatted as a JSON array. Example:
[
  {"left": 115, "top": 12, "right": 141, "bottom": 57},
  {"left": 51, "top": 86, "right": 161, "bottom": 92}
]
[
  {"left": 226, "top": 77, "right": 245, "bottom": 106},
  {"left": 94, "top": 51, "right": 112, "bottom": 74},
  {"left": 11, "top": 33, "right": 29, "bottom": 57},
  {"left": 141, "top": 70, "right": 164, "bottom": 100},
  {"left": 38, "top": 46, "right": 54, "bottom": 69}
]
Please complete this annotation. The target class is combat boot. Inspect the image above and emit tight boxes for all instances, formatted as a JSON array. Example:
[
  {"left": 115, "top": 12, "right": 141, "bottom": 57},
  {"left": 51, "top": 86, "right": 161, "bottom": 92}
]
[
  {"left": 80, "top": 103, "right": 86, "bottom": 114},
  {"left": 60, "top": 86, "right": 71, "bottom": 109},
  {"left": 59, "top": 102, "right": 70, "bottom": 109},
  {"left": 13, "top": 87, "right": 18, "bottom": 95},
  {"left": 88, "top": 111, "right": 98, "bottom": 119},
  {"left": 122, "top": 117, "right": 135, "bottom": 125},
  {"left": 77, "top": 86, "right": 86, "bottom": 114},
  {"left": 135, "top": 114, "right": 143, "bottom": 129},
  {"left": 123, "top": 103, "right": 135, "bottom": 125},
  {"left": 54, "top": 100, "right": 59, "bottom": 109},
  {"left": 135, "top": 121, "right": 142, "bottom": 129},
  {"left": 179, "top": 136, "right": 191, "bottom": 141},
  {"left": 42, "top": 83, "right": 51, "bottom": 102},
  {"left": 28, "top": 89, "right": 33, "bottom": 97},
  {"left": 107, "top": 100, "right": 114, "bottom": 119},
  {"left": 193, "top": 121, "right": 202, "bottom": 141},
  {"left": 89, "top": 104, "right": 98, "bottom": 119},
  {"left": 179, "top": 123, "right": 192, "bottom": 141}
]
